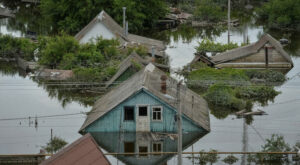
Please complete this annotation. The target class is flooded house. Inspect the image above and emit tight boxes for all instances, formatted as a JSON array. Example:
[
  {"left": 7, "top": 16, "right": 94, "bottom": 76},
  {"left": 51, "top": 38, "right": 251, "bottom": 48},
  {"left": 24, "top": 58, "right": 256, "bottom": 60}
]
[
  {"left": 192, "top": 34, "right": 293, "bottom": 69},
  {"left": 91, "top": 131, "right": 207, "bottom": 165},
  {"left": 79, "top": 63, "right": 210, "bottom": 133},
  {"left": 105, "top": 52, "right": 169, "bottom": 88},
  {"left": 41, "top": 133, "right": 110, "bottom": 165},
  {"left": 74, "top": 10, "right": 166, "bottom": 58}
]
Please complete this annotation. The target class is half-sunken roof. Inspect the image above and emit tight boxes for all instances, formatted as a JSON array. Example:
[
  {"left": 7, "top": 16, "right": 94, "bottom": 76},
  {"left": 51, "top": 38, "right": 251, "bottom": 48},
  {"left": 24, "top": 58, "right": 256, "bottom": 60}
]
[
  {"left": 105, "top": 52, "right": 169, "bottom": 88},
  {"left": 41, "top": 133, "right": 110, "bottom": 165},
  {"left": 74, "top": 10, "right": 166, "bottom": 56},
  {"left": 211, "top": 34, "right": 293, "bottom": 65},
  {"left": 80, "top": 63, "right": 210, "bottom": 132}
]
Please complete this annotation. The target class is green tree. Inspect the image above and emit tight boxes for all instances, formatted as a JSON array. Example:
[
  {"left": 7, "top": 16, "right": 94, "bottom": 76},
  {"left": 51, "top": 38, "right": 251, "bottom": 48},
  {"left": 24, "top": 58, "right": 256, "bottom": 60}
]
[
  {"left": 40, "top": 0, "right": 168, "bottom": 34},
  {"left": 43, "top": 136, "right": 68, "bottom": 153},
  {"left": 194, "top": 0, "right": 225, "bottom": 22},
  {"left": 256, "top": 0, "right": 300, "bottom": 30},
  {"left": 222, "top": 155, "right": 238, "bottom": 165}
]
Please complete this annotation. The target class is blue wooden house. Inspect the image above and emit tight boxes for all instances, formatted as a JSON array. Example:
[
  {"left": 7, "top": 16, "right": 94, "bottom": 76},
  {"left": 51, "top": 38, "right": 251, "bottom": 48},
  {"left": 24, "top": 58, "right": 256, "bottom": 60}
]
[{"left": 79, "top": 64, "right": 210, "bottom": 133}]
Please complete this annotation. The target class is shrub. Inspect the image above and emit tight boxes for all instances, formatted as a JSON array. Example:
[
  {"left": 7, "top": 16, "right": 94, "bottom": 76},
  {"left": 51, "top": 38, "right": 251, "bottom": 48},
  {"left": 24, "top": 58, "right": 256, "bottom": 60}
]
[
  {"left": 196, "top": 39, "right": 239, "bottom": 53},
  {"left": 235, "top": 86, "right": 280, "bottom": 101},
  {"left": 42, "top": 136, "right": 68, "bottom": 153},
  {"left": 245, "top": 69, "right": 286, "bottom": 85}
]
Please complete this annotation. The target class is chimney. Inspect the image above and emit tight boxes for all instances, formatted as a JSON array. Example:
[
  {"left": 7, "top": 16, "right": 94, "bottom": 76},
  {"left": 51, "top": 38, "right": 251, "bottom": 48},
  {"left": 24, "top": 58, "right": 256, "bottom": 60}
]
[
  {"left": 122, "top": 7, "right": 126, "bottom": 36},
  {"left": 151, "top": 46, "right": 155, "bottom": 62},
  {"left": 160, "top": 75, "right": 167, "bottom": 94}
]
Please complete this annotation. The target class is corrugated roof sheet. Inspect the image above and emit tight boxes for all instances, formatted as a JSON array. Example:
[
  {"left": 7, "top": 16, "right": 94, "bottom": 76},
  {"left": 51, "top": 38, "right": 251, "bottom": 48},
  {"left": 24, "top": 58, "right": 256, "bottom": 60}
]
[
  {"left": 41, "top": 133, "right": 110, "bottom": 165},
  {"left": 211, "top": 34, "right": 293, "bottom": 65},
  {"left": 80, "top": 63, "right": 210, "bottom": 132}
]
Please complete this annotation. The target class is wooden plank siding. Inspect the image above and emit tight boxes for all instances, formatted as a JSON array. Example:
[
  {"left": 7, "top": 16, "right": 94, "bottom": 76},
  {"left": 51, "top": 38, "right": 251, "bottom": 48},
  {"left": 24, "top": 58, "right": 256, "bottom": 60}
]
[{"left": 85, "top": 89, "right": 204, "bottom": 133}]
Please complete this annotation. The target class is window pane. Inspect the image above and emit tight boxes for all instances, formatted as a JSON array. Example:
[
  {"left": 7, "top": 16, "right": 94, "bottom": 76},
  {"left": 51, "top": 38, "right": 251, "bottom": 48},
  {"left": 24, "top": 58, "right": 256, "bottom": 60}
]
[
  {"left": 124, "top": 142, "right": 135, "bottom": 153},
  {"left": 157, "top": 112, "right": 161, "bottom": 120},
  {"left": 139, "top": 146, "right": 148, "bottom": 156},
  {"left": 124, "top": 106, "right": 134, "bottom": 121},
  {"left": 139, "top": 106, "right": 147, "bottom": 116}
]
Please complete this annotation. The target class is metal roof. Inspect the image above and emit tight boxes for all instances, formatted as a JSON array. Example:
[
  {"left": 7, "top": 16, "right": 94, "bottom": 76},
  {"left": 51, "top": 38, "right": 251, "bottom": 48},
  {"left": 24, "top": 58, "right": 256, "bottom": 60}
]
[
  {"left": 41, "top": 133, "right": 110, "bottom": 165},
  {"left": 211, "top": 34, "right": 293, "bottom": 65},
  {"left": 80, "top": 63, "right": 210, "bottom": 132}
]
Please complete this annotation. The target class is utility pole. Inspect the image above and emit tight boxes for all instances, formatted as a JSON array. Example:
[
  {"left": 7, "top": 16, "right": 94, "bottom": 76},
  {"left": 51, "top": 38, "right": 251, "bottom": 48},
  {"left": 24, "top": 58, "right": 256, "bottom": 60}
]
[
  {"left": 177, "top": 81, "right": 183, "bottom": 165},
  {"left": 51, "top": 128, "right": 53, "bottom": 156},
  {"left": 122, "top": 7, "right": 126, "bottom": 36},
  {"left": 228, "top": 0, "right": 231, "bottom": 44}
]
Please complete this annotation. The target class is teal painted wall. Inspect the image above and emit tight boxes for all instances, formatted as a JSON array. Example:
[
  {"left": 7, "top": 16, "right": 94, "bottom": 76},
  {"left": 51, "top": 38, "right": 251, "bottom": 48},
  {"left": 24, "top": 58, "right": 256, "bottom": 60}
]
[{"left": 86, "top": 89, "right": 204, "bottom": 133}]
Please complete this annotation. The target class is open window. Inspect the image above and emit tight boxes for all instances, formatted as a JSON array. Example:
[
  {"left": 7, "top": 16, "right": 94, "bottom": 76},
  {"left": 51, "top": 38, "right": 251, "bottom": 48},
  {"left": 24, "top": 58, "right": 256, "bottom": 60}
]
[
  {"left": 124, "top": 106, "right": 134, "bottom": 121},
  {"left": 152, "top": 106, "right": 162, "bottom": 121},
  {"left": 138, "top": 106, "right": 148, "bottom": 116},
  {"left": 138, "top": 146, "right": 148, "bottom": 157}
]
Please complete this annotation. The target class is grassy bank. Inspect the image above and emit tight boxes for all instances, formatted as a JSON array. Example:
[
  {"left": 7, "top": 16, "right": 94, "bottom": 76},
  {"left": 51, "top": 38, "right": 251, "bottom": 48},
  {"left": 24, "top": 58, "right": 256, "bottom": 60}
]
[{"left": 186, "top": 65, "right": 285, "bottom": 112}]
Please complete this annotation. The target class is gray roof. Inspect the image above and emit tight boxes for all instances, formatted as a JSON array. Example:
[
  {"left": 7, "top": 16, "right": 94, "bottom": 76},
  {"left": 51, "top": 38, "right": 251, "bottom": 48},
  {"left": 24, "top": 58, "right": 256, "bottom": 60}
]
[
  {"left": 74, "top": 10, "right": 166, "bottom": 57},
  {"left": 105, "top": 52, "right": 169, "bottom": 88},
  {"left": 211, "top": 34, "right": 293, "bottom": 65},
  {"left": 80, "top": 63, "right": 210, "bottom": 132}
]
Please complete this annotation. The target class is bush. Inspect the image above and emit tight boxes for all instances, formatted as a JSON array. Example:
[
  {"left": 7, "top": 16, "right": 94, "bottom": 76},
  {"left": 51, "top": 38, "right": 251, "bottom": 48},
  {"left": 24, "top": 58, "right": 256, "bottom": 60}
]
[
  {"left": 0, "top": 35, "right": 37, "bottom": 60},
  {"left": 196, "top": 39, "right": 239, "bottom": 53},
  {"left": 235, "top": 86, "right": 280, "bottom": 101},
  {"left": 42, "top": 136, "right": 68, "bottom": 153},
  {"left": 245, "top": 69, "right": 286, "bottom": 84},
  {"left": 204, "top": 84, "right": 246, "bottom": 110}
]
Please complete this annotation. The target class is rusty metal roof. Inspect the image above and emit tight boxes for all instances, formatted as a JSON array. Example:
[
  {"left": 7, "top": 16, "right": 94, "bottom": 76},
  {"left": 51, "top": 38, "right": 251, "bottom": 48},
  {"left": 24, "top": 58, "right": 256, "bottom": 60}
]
[{"left": 41, "top": 133, "right": 110, "bottom": 165}]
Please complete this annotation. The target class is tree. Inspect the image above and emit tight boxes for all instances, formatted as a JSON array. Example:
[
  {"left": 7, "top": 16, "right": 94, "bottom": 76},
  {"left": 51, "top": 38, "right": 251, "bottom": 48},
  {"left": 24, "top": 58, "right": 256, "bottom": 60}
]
[
  {"left": 222, "top": 155, "right": 238, "bottom": 165},
  {"left": 40, "top": 0, "right": 168, "bottom": 34},
  {"left": 43, "top": 136, "right": 68, "bottom": 153},
  {"left": 193, "top": 0, "right": 225, "bottom": 22},
  {"left": 256, "top": 0, "right": 300, "bottom": 30}
]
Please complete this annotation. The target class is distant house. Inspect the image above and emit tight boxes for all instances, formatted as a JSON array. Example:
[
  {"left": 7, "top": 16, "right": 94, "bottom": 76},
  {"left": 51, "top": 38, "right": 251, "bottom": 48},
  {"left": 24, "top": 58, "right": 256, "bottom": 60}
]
[
  {"left": 192, "top": 34, "right": 293, "bottom": 69},
  {"left": 91, "top": 132, "right": 206, "bottom": 165},
  {"left": 41, "top": 133, "right": 110, "bottom": 165},
  {"left": 105, "top": 52, "right": 169, "bottom": 88},
  {"left": 79, "top": 63, "right": 210, "bottom": 133},
  {"left": 74, "top": 10, "right": 166, "bottom": 58}
]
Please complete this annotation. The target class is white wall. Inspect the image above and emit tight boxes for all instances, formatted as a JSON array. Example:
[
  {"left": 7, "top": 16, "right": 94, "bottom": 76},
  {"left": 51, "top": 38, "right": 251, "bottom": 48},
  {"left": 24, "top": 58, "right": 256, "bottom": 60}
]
[{"left": 79, "top": 21, "right": 116, "bottom": 44}]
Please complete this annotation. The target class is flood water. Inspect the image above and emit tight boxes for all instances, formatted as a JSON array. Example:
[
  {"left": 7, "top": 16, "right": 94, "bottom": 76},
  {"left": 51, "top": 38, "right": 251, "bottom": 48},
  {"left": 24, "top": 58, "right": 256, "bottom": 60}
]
[{"left": 0, "top": 2, "right": 300, "bottom": 165}]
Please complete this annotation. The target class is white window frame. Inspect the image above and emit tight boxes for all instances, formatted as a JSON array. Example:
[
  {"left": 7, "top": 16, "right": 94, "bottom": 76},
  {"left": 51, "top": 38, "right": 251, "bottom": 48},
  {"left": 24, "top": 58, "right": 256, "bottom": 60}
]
[
  {"left": 152, "top": 106, "right": 163, "bottom": 122},
  {"left": 152, "top": 142, "right": 163, "bottom": 155}
]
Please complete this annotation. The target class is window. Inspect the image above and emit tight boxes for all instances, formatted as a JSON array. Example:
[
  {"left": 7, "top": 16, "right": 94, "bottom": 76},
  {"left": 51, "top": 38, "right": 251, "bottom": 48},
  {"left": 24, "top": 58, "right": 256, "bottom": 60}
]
[
  {"left": 124, "top": 106, "right": 134, "bottom": 121},
  {"left": 139, "top": 146, "right": 148, "bottom": 157},
  {"left": 152, "top": 107, "right": 162, "bottom": 121},
  {"left": 124, "top": 142, "right": 135, "bottom": 153},
  {"left": 138, "top": 106, "right": 147, "bottom": 116},
  {"left": 153, "top": 143, "right": 162, "bottom": 153}
]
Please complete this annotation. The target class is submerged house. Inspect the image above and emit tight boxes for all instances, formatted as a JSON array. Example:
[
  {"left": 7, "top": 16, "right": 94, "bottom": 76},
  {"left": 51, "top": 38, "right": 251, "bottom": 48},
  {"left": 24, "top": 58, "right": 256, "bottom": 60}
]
[
  {"left": 91, "top": 131, "right": 206, "bottom": 165},
  {"left": 79, "top": 63, "right": 210, "bottom": 133},
  {"left": 74, "top": 10, "right": 166, "bottom": 58},
  {"left": 192, "top": 34, "right": 293, "bottom": 69},
  {"left": 105, "top": 52, "right": 169, "bottom": 88}
]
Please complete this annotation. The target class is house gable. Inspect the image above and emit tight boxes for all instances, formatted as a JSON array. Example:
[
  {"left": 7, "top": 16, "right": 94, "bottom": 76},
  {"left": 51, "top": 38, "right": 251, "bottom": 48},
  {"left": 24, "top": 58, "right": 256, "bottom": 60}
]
[
  {"left": 79, "top": 21, "right": 116, "bottom": 44},
  {"left": 85, "top": 89, "right": 205, "bottom": 133}
]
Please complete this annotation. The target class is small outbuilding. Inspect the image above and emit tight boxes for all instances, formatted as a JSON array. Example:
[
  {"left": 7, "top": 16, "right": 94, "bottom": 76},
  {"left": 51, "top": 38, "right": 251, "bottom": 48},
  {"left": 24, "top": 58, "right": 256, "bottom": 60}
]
[
  {"left": 192, "top": 34, "right": 293, "bottom": 69},
  {"left": 41, "top": 133, "right": 110, "bottom": 165},
  {"left": 74, "top": 10, "right": 166, "bottom": 58},
  {"left": 79, "top": 63, "right": 210, "bottom": 133}
]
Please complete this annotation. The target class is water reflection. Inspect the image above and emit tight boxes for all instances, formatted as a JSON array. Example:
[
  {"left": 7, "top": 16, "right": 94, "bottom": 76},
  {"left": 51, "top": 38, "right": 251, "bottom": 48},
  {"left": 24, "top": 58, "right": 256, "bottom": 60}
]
[{"left": 90, "top": 132, "right": 207, "bottom": 165}]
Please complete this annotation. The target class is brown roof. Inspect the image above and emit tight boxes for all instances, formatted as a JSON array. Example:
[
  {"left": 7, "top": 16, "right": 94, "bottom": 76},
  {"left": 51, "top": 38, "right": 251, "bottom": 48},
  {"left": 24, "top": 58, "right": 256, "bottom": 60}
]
[
  {"left": 211, "top": 34, "right": 293, "bottom": 65},
  {"left": 41, "top": 133, "right": 110, "bottom": 165},
  {"left": 80, "top": 63, "right": 210, "bottom": 132}
]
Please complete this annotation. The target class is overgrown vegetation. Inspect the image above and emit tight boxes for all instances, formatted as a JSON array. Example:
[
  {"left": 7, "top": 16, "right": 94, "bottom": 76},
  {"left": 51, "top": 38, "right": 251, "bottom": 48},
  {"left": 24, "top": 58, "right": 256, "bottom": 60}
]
[
  {"left": 39, "top": 0, "right": 168, "bottom": 34},
  {"left": 0, "top": 34, "right": 37, "bottom": 61},
  {"left": 42, "top": 136, "right": 68, "bottom": 153},
  {"left": 196, "top": 39, "right": 245, "bottom": 54},
  {"left": 37, "top": 35, "right": 125, "bottom": 81},
  {"left": 256, "top": 0, "right": 300, "bottom": 30},
  {"left": 186, "top": 66, "right": 285, "bottom": 112}
]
